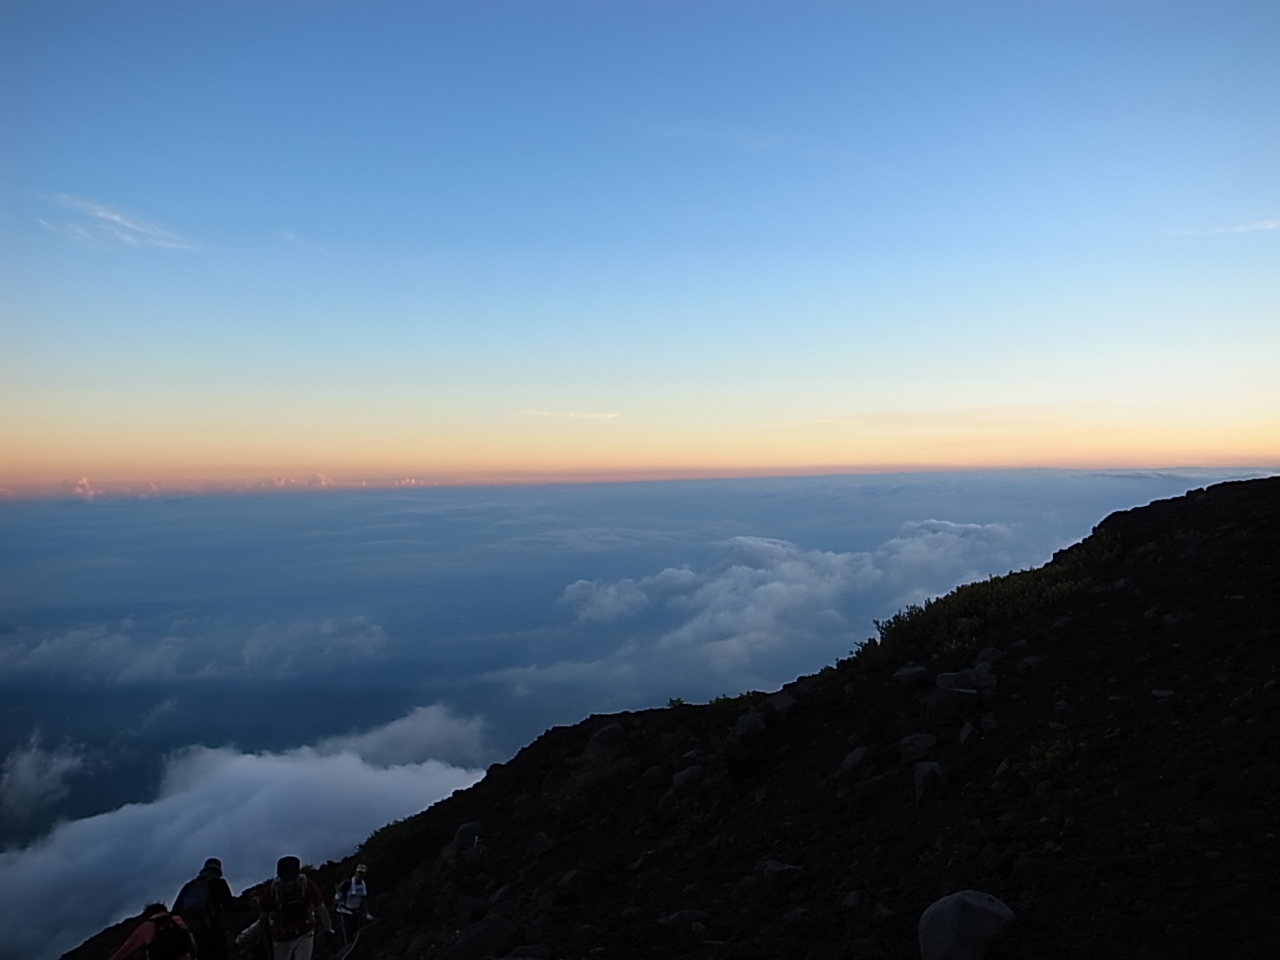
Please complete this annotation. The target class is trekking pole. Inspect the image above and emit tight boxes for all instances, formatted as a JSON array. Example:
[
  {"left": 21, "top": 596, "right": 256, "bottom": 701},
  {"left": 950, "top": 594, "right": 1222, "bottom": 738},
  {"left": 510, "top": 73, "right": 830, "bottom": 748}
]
[{"left": 334, "top": 918, "right": 378, "bottom": 960}]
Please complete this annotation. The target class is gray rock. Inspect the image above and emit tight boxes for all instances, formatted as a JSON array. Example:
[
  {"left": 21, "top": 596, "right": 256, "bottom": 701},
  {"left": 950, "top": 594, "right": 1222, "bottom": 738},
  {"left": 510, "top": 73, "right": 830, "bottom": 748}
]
[
  {"left": 900, "top": 733, "right": 937, "bottom": 762},
  {"left": 453, "top": 822, "right": 481, "bottom": 847},
  {"left": 754, "top": 858, "right": 803, "bottom": 881},
  {"left": 914, "top": 761, "right": 947, "bottom": 803},
  {"left": 839, "top": 746, "right": 870, "bottom": 776},
  {"left": 507, "top": 947, "right": 551, "bottom": 959},
  {"left": 958, "top": 722, "right": 977, "bottom": 745},
  {"left": 1015, "top": 655, "right": 1045, "bottom": 675},
  {"left": 932, "top": 686, "right": 979, "bottom": 720},
  {"left": 734, "top": 711, "right": 767, "bottom": 737},
  {"left": 454, "top": 895, "right": 489, "bottom": 925},
  {"left": 918, "top": 890, "right": 1016, "bottom": 960},
  {"left": 588, "top": 722, "right": 626, "bottom": 747},
  {"left": 584, "top": 723, "right": 627, "bottom": 762},
  {"left": 974, "top": 647, "right": 1006, "bottom": 666},
  {"left": 1197, "top": 817, "right": 1220, "bottom": 837},
  {"left": 937, "top": 664, "right": 996, "bottom": 690},
  {"left": 526, "top": 832, "right": 554, "bottom": 858},
  {"left": 672, "top": 765, "right": 705, "bottom": 792},
  {"left": 783, "top": 907, "right": 811, "bottom": 924},
  {"left": 980, "top": 712, "right": 998, "bottom": 733},
  {"left": 841, "top": 890, "right": 864, "bottom": 910},
  {"left": 658, "top": 909, "right": 711, "bottom": 927},
  {"left": 768, "top": 691, "right": 798, "bottom": 717},
  {"left": 893, "top": 664, "right": 929, "bottom": 685},
  {"left": 436, "top": 916, "right": 518, "bottom": 960},
  {"left": 641, "top": 764, "right": 667, "bottom": 788}
]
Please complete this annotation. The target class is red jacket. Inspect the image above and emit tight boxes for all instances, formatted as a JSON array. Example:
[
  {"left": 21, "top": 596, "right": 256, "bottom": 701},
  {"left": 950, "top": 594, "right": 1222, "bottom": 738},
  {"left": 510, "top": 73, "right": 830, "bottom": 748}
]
[{"left": 105, "top": 912, "right": 195, "bottom": 960}]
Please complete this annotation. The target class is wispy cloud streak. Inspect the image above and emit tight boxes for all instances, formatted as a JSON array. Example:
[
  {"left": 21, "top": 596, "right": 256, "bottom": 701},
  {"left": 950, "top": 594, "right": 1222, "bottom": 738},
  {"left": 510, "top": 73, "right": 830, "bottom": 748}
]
[
  {"left": 523, "top": 409, "right": 620, "bottom": 420},
  {"left": 44, "top": 195, "right": 199, "bottom": 249},
  {"left": 642, "top": 123, "right": 788, "bottom": 154},
  {"left": 1170, "top": 217, "right": 1280, "bottom": 236},
  {"left": 281, "top": 231, "right": 334, "bottom": 254}
]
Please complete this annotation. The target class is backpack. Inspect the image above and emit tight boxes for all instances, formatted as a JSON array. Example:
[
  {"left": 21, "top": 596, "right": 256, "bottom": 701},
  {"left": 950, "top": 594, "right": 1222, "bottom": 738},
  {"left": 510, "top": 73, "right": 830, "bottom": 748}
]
[
  {"left": 147, "top": 913, "right": 192, "bottom": 960},
  {"left": 268, "top": 876, "right": 315, "bottom": 941},
  {"left": 176, "top": 878, "right": 214, "bottom": 935}
]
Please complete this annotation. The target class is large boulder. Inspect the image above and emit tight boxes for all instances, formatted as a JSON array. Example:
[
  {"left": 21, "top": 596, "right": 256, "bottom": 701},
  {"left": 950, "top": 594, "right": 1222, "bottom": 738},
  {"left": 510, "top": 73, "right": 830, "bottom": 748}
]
[
  {"left": 583, "top": 723, "right": 627, "bottom": 763},
  {"left": 918, "top": 890, "right": 1015, "bottom": 960}
]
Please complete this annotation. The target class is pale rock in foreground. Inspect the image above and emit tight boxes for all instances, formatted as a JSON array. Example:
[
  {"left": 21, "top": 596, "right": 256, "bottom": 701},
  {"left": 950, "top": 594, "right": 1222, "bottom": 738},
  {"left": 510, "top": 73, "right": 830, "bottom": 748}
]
[{"left": 918, "top": 889, "right": 1015, "bottom": 960}]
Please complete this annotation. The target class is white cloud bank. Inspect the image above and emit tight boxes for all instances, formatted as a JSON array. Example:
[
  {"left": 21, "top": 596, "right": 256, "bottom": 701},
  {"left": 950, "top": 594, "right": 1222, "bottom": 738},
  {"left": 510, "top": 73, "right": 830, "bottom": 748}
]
[
  {"left": 520, "top": 520, "right": 1016, "bottom": 701},
  {"left": 0, "top": 706, "right": 485, "bottom": 960}
]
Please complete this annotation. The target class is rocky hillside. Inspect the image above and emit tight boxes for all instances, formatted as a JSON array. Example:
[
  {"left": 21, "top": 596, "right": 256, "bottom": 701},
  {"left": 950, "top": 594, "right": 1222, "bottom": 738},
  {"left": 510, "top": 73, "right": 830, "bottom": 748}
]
[{"left": 69, "top": 476, "right": 1280, "bottom": 960}]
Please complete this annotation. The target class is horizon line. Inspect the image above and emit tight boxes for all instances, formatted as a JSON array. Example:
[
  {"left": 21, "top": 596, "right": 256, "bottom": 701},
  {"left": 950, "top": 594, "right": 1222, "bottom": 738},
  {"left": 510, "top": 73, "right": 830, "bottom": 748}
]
[{"left": 3, "top": 462, "right": 1276, "bottom": 502}]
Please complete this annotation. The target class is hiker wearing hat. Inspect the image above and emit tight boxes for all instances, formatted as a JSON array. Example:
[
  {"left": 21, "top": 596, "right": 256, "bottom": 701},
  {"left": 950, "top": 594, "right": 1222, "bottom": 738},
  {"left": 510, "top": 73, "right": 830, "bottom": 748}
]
[
  {"left": 256, "top": 856, "right": 333, "bottom": 960},
  {"left": 174, "top": 858, "right": 235, "bottom": 960},
  {"left": 333, "top": 864, "right": 373, "bottom": 946}
]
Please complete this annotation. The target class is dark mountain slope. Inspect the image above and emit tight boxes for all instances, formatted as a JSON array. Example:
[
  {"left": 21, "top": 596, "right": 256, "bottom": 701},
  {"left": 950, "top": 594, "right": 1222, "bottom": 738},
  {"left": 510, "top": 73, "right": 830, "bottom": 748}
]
[{"left": 69, "top": 476, "right": 1280, "bottom": 960}]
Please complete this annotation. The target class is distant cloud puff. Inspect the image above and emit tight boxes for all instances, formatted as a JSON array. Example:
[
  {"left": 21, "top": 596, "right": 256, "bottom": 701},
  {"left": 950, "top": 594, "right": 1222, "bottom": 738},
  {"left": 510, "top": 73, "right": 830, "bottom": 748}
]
[
  {"left": 315, "top": 704, "right": 489, "bottom": 767},
  {"left": 0, "top": 735, "right": 88, "bottom": 821},
  {"left": 561, "top": 578, "right": 649, "bottom": 621},
  {"left": 0, "top": 616, "right": 389, "bottom": 684},
  {"left": 1, "top": 623, "right": 186, "bottom": 684},
  {"left": 493, "top": 520, "right": 1016, "bottom": 699},
  {"left": 240, "top": 617, "right": 388, "bottom": 672},
  {"left": 0, "top": 706, "right": 484, "bottom": 960}
]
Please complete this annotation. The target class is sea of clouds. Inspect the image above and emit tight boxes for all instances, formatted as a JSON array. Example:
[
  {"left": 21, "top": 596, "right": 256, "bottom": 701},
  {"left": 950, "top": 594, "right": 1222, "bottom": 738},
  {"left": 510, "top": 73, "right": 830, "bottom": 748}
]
[{"left": 0, "top": 469, "right": 1267, "bottom": 959}]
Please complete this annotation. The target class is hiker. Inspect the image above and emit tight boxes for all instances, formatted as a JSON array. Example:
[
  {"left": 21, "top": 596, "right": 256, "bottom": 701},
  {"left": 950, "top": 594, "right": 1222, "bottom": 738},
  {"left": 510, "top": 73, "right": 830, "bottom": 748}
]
[
  {"left": 255, "top": 855, "right": 333, "bottom": 960},
  {"left": 232, "top": 916, "right": 268, "bottom": 960},
  {"left": 106, "top": 903, "right": 197, "bottom": 960},
  {"left": 174, "top": 857, "right": 235, "bottom": 960},
  {"left": 333, "top": 863, "right": 373, "bottom": 946}
]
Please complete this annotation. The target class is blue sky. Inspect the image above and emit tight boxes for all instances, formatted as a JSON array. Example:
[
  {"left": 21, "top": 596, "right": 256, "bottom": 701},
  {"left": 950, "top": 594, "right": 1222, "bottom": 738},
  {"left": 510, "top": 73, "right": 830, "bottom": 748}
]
[{"left": 3, "top": 1, "right": 1278, "bottom": 486}]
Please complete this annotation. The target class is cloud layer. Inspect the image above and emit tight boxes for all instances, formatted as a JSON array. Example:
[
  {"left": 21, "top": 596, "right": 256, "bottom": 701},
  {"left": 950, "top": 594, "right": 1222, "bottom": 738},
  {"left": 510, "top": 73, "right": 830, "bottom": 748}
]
[
  {"left": 0, "top": 707, "right": 484, "bottom": 960},
  {"left": 509, "top": 519, "right": 1016, "bottom": 703}
]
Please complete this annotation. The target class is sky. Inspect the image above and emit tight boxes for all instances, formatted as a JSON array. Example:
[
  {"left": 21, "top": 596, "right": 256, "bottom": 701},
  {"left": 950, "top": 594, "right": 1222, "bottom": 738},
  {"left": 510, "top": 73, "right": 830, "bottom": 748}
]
[
  {"left": 0, "top": 2, "right": 1278, "bottom": 956},
  {"left": 1, "top": 468, "right": 1275, "bottom": 960},
  {"left": 2, "top": 1, "right": 1278, "bottom": 490}
]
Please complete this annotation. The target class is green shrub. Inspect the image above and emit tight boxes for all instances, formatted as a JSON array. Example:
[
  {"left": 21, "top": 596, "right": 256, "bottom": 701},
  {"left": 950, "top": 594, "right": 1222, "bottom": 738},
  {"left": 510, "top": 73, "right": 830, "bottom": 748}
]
[
  {"left": 1024, "top": 740, "right": 1077, "bottom": 782},
  {"left": 856, "top": 529, "right": 1119, "bottom": 666}
]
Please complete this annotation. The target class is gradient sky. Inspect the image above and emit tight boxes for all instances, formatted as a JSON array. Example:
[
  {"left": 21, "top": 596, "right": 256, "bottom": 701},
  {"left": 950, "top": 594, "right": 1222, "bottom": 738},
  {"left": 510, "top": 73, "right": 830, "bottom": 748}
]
[{"left": 2, "top": 1, "right": 1278, "bottom": 489}]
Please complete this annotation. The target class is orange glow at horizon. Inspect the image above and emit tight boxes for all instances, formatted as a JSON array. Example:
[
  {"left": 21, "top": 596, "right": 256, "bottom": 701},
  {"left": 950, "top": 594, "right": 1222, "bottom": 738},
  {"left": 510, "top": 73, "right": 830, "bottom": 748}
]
[{"left": 4, "top": 405, "right": 1277, "bottom": 495}]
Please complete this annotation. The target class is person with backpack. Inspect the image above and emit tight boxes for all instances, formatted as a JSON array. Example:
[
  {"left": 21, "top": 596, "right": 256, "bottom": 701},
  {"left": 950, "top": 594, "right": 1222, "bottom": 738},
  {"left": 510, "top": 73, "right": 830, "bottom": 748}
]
[
  {"left": 106, "top": 903, "right": 198, "bottom": 960},
  {"left": 333, "top": 863, "right": 373, "bottom": 946},
  {"left": 174, "top": 857, "right": 235, "bottom": 960},
  {"left": 255, "top": 855, "right": 333, "bottom": 960}
]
